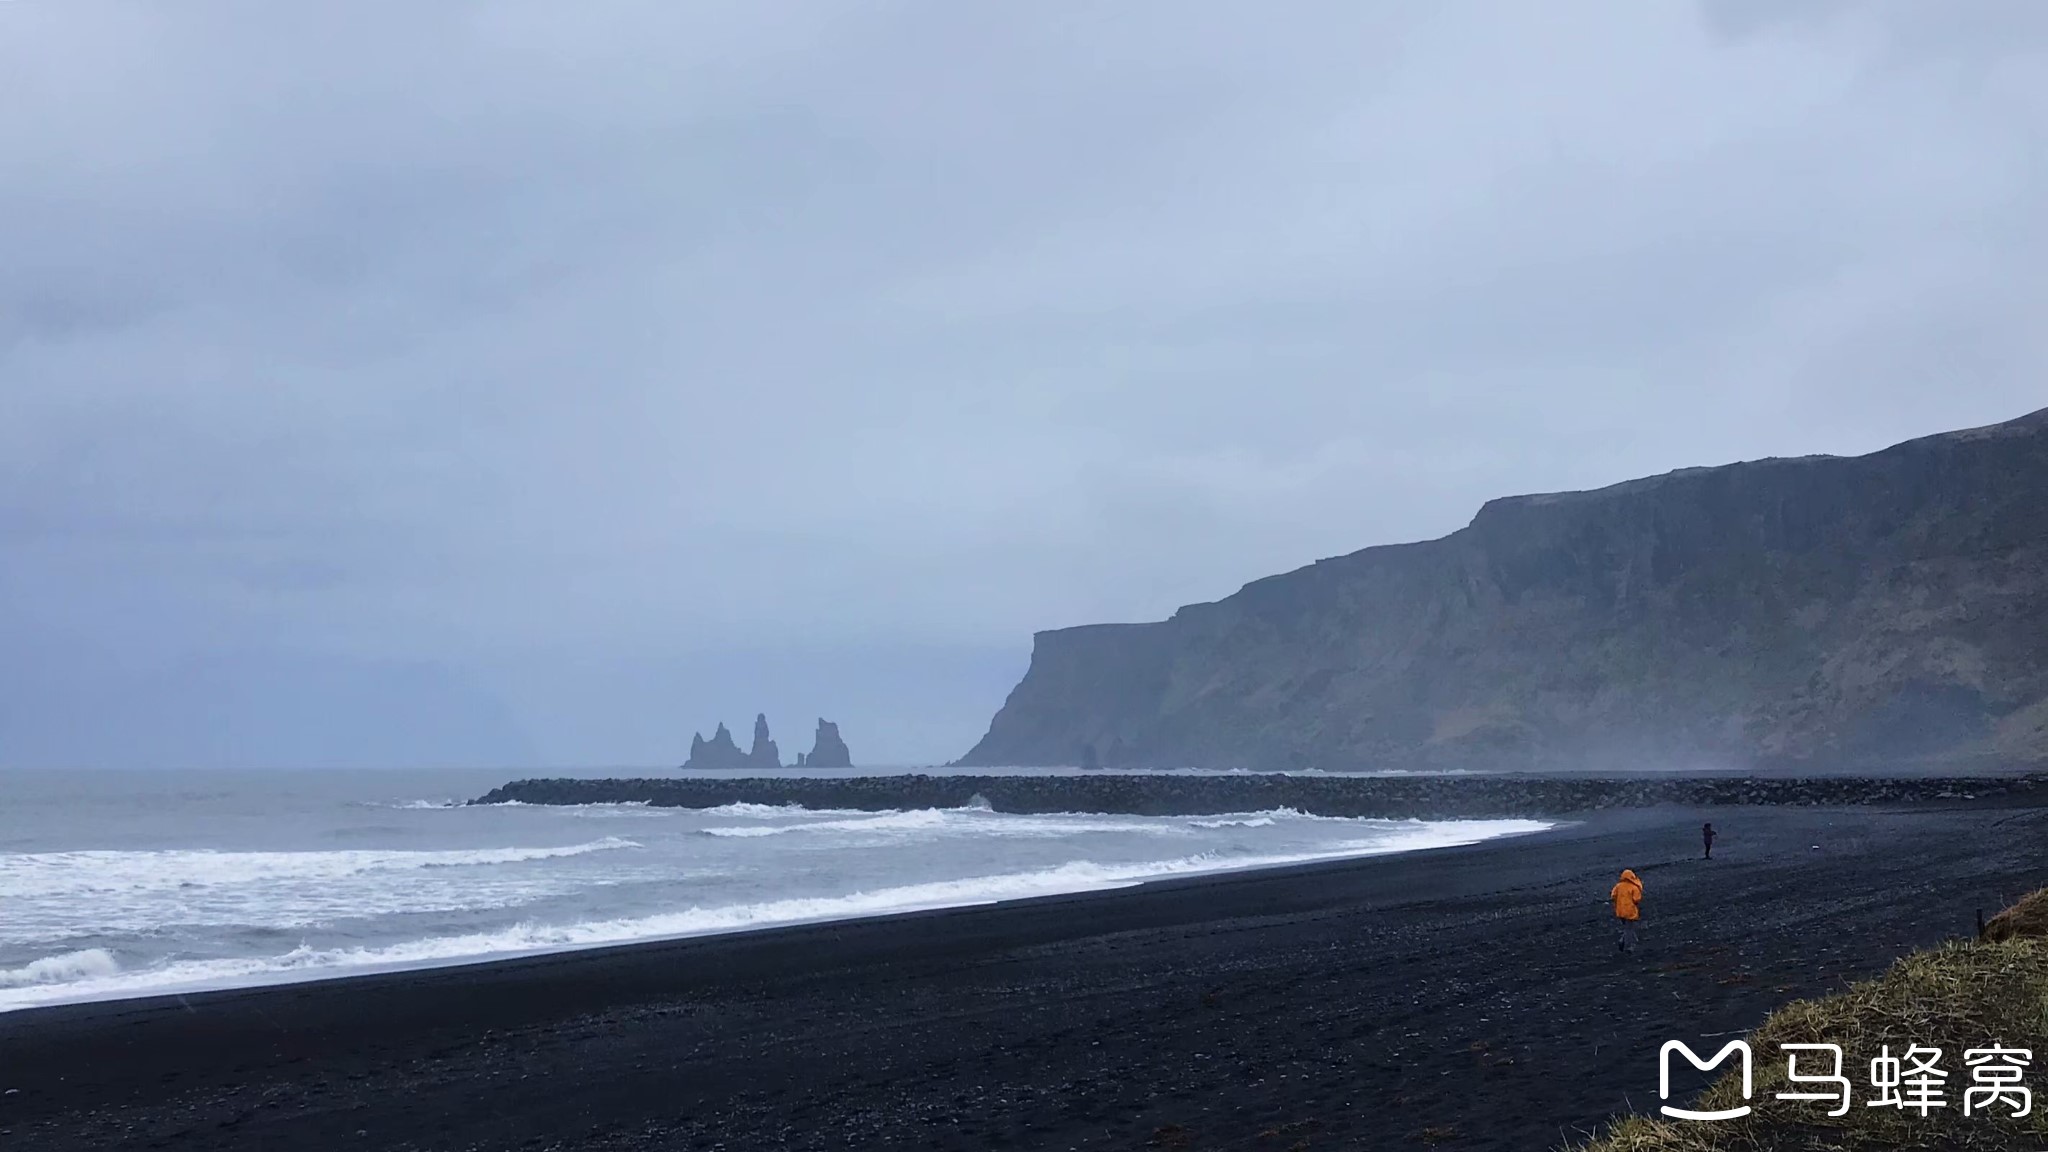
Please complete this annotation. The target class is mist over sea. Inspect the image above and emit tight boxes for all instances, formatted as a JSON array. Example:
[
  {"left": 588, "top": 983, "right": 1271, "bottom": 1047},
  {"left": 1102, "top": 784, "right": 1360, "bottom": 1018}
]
[{"left": 0, "top": 768, "right": 1548, "bottom": 1012}]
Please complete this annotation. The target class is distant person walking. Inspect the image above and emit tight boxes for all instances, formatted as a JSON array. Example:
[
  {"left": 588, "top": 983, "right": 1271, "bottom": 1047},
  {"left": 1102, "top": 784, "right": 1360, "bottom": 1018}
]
[
  {"left": 1702, "top": 822, "right": 1717, "bottom": 860},
  {"left": 1610, "top": 869, "right": 1643, "bottom": 953}
]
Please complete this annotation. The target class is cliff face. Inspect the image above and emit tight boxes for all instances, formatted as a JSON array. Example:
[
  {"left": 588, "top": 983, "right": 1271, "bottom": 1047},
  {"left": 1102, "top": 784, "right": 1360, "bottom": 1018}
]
[{"left": 959, "top": 409, "right": 2048, "bottom": 772}]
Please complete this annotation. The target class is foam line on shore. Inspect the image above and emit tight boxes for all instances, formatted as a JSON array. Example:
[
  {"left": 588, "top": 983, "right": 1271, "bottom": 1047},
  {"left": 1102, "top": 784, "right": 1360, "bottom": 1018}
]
[
  {"left": 0, "top": 838, "right": 642, "bottom": 902},
  {"left": 0, "top": 818, "right": 1549, "bottom": 1012}
]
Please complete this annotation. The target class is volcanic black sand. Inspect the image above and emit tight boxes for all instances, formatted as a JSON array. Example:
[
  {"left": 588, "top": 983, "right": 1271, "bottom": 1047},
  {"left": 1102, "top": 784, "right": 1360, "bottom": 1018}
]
[{"left": 4, "top": 801, "right": 2044, "bottom": 1152}]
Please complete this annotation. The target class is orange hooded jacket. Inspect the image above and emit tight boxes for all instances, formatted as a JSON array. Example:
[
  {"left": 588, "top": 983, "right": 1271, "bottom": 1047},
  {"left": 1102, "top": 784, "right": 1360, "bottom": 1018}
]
[{"left": 1610, "top": 869, "right": 1643, "bottom": 921}]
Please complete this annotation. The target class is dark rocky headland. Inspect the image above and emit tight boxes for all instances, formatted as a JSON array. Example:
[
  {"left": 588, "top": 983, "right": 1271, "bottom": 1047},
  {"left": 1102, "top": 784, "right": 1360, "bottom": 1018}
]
[
  {"left": 959, "top": 407, "right": 2048, "bottom": 773},
  {"left": 476, "top": 770, "right": 2048, "bottom": 818}
]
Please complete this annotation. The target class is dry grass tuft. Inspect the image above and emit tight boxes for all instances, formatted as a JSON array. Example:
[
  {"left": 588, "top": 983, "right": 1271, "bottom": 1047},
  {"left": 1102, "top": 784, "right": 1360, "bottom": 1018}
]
[
  {"left": 1574, "top": 888, "right": 2048, "bottom": 1152},
  {"left": 1982, "top": 888, "right": 2048, "bottom": 943}
]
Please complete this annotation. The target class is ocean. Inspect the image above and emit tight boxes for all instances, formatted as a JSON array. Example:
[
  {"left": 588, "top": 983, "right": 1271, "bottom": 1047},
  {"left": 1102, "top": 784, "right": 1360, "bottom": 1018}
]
[{"left": 0, "top": 768, "right": 1549, "bottom": 1012}]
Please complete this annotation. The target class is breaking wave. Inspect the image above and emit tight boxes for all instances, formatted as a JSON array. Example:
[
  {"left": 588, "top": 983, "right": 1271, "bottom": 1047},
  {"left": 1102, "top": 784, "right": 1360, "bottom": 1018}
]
[
  {"left": 0, "top": 948, "right": 122, "bottom": 989},
  {"left": 0, "top": 819, "right": 1549, "bottom": 1012},
  {"left": 0, "top": 838, "right": 641, "bottom": 902},
  {"left": 700, "top": 807, "right": 1175, "bottom": 839}
]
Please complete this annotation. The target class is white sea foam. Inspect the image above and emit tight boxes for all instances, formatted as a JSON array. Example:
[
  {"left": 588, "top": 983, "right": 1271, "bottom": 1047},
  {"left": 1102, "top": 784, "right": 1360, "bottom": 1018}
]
[
  {"left": 0, "top": 948, "right": 121, "bottom": 988},
  {"left": 1185, "top": 808, "right": 1329, "bottom": 829},
  {"left": 0, "top": 767, "right": 1558, "bottom": 1014},
  {"left": 696, "top": 801, "right": 875, "bottom": 819},
  {"left": 0, "top": 838, "right": 641, "bottom": 902},
  {"left": 0, "top": 818, "right": 1550, "bottom": 1012},
  {"left": 700, "top": 807, "right": 1178, "bottom": 840},
  {"left": 557, "top": 803, "right": 679, "bottom": 819}
]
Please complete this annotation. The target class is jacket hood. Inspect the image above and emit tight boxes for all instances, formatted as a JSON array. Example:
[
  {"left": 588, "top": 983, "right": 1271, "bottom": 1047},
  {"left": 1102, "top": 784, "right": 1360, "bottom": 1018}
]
[{"left": 1619, "top": 869, "right": 1640, "bottom": 884}]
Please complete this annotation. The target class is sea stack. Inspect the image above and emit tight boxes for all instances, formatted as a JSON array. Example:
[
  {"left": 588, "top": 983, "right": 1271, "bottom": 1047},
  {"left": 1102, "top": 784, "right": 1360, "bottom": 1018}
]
[
  {"left": 682, "top": 715, "right": 788, "bottom": 770},
  {"left": 683, "top": 722, "right": 750, "bottom": 770},
  {"left": 748, "top": 713, "right": 783, "bottom": 770},
  {"left": 805, "top": 718, "right": 854, "bottom": 768}
]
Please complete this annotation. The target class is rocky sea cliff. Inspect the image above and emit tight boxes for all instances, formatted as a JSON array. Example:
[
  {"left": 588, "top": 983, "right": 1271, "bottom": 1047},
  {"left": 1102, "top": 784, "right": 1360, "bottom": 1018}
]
[{"left": 958, "top": 408, "right": 2048, "bottom": 773}]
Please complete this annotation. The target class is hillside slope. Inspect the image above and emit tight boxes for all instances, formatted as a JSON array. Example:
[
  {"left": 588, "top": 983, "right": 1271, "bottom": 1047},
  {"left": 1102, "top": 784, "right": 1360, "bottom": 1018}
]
[{"left": 959, "top": 408, "right": 2048, "bottom": 771}]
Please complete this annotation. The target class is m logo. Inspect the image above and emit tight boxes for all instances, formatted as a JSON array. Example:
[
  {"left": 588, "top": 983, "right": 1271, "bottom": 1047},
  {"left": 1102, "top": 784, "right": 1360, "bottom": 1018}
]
[{"left": 1659, "top": 1040, "right": 1754, "bottom": 1121}]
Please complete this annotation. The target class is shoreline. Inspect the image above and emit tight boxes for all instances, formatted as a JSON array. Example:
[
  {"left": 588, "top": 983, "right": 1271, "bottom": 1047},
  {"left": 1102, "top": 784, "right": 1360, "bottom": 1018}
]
[
  {"left": 9, "top": 807, "right": 1630, "bottom": 1034},
  {"left": 7, "top": 801, "right": 2046, "bottom": 1151},
  {"left": 0, "top": 813, "right": 1563, "bottom": 1018}
]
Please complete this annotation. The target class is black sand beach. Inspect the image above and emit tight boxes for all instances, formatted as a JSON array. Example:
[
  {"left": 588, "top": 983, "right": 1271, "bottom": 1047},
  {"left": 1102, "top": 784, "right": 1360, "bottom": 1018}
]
[{"left": 4, "top": 801, "right": 2044, "bottom": 1152}]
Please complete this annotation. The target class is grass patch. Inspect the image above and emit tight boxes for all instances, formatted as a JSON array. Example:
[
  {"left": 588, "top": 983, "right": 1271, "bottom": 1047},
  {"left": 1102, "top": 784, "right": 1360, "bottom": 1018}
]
[
  {"left": 1983, "top": 889, "right": 2048, "bottom": 944},
  {"left": 1578, "top": 889, "right": 2048, "bottom": 1152}
]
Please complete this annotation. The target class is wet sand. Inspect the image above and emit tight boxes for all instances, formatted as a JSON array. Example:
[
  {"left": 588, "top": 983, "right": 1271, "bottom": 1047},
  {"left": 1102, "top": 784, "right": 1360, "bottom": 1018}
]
[{"left": 3, "top": 802, "right": 2043, "bottom": 1151}]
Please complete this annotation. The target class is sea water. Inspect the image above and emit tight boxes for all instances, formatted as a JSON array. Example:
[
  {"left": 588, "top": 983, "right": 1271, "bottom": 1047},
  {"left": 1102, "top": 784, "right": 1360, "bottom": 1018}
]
[{"left": 0, "top": 768, "right": 1549, "bottom": 1012}]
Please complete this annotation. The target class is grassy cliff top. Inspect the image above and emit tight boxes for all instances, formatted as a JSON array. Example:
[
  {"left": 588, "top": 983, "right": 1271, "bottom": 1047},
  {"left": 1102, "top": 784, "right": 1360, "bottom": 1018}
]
[{"left": 1582, "top": 890, "right": 2048, "bottom": 1152}]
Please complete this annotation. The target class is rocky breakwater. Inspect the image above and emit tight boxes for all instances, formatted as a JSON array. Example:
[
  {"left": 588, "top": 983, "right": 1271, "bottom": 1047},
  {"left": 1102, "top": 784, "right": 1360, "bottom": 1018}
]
[{"left": 475, "top": 772, "right": 2048, "bottom": 819}]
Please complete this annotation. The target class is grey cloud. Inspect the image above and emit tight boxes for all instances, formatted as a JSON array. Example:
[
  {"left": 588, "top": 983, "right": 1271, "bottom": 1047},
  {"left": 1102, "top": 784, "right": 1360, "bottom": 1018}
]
[
  {"left": 1699, "top": 0, "right": 2048, "bottom": 57},
  {"left": 2, "top": 1, "right": 2043, "bottom": 767}
]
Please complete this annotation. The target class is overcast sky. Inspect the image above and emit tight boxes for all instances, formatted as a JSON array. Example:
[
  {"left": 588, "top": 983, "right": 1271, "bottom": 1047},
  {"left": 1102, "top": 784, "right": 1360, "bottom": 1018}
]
[{"left": 4, "top": 2, "right": 2044, "bottom": 769}]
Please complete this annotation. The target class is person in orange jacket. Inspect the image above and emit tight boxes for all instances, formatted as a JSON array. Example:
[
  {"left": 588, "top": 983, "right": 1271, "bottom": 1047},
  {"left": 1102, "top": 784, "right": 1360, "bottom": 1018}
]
[{"left": 1610, "top": 868, "right": 1643, "bottom": 953}]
